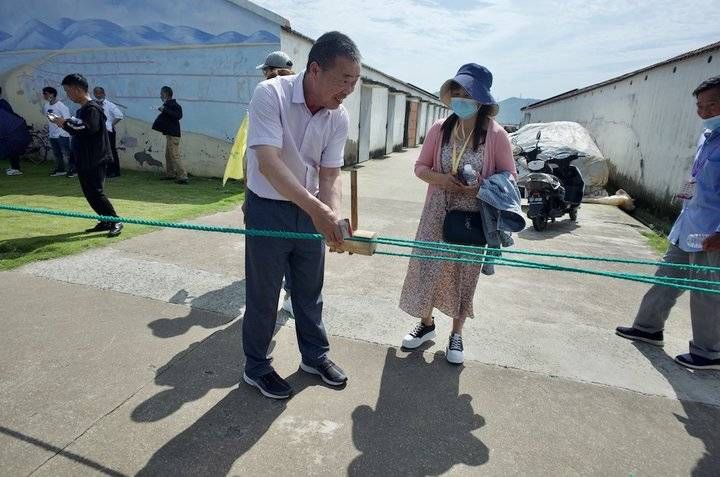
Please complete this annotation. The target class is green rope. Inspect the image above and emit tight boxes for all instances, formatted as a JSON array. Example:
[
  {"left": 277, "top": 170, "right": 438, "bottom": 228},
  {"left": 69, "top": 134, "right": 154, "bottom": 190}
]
[
  {"left": 381, "top": 240, "right": 720, "bottom": 288},
  {"left": 375, "top": 236, "right": 720, "bottom": 273},
  {"left": 1, "top": 203, "right": 718, "bottom": 294},
  {"left": 375, "top": 250, "right": 720, "bottom": 295}
]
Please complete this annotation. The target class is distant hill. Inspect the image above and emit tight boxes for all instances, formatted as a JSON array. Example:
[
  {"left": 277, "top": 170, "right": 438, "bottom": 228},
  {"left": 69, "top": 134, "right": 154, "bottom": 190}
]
[
  {"left": 0, "top": 18, "right": 279, "bottom": 51},
  {"left": 496, "top": 97, "right": 540, "bottom": 125}
]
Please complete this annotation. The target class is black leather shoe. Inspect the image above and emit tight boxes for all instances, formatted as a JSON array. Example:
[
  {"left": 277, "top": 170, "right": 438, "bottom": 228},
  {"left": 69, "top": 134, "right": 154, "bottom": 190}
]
[
  {"left": 107, "top": 223, "right": 123, "bottom": 237},
  {"left": 300, "top": 358, "right": 347, "bottom": 386},
  {"left": 85, "top": 222, "right": 111, "bottom": 233},
  {"left": 615, "top": 326, "right": 664, "bottom": 346}
]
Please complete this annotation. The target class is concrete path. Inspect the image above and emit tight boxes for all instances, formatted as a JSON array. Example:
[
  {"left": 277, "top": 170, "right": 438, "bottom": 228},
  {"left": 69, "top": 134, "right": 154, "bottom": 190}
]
[{"left": 1, "top": 148, "right": 719, "bottom": 475}]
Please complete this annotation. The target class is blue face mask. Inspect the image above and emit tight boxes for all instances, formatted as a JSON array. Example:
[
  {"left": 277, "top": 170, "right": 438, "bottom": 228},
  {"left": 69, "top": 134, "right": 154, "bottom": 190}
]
[
  {"left": 702, "top": 114, "right": 720, "bottom": 131},
  {"left": 450, "top": 97, "right": 480, "bottom": 119}
]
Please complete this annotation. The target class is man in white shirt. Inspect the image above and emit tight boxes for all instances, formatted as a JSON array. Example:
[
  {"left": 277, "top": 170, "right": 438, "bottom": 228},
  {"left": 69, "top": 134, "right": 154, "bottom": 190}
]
[
  {"left": 242, "top": 31, "right": 361, "bottom": 400},
  {"left": 93, "top": 87, "right": 124, "bottom": 177},
  {"left": 42, "top": 86, "right": 75, "bottom": 177}
]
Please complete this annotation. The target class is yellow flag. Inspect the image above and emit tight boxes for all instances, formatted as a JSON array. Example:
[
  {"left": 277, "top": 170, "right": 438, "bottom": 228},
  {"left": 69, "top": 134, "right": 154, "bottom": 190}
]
[{"left": 223, "top": 115, "right": 249, "bottom": 186}]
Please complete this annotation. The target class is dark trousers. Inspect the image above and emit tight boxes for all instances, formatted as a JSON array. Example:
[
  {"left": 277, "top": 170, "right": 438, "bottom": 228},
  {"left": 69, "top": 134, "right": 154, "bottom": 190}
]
[
  {"left": 50, "top": 136, "right": 75, "bottom": 173},
  {"left": 243, "top": 190, "right": 328, "bottom": 378},
  {"left": 107, "top": 130, "right": 121, "bottom": 176},
  {"left": 7, "top": 155, "right": 20, "bottom": 170},
  {"left": 78, "top": 166, "right": 118, "bottom": 223}
]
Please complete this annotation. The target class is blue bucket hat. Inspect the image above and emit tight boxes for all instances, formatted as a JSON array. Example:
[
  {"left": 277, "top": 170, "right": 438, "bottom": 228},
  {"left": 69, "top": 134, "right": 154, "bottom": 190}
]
[{"left": 440, "top": 63, "right": 497, "bottom": 111}]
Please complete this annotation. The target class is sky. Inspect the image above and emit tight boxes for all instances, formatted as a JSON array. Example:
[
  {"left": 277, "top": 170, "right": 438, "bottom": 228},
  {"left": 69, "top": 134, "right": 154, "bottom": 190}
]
[{"left": 252, "top": 0, "right": 720, "bottom": 101}]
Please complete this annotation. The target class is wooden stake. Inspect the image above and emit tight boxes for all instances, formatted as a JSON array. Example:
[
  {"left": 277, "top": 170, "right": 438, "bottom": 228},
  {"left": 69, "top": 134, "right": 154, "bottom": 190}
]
[{"left": 351, "top": 168, "right": 358, "bottom": 230}]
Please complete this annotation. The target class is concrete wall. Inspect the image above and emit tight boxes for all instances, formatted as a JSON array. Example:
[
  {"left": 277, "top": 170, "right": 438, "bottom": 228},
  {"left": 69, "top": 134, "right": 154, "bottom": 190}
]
[
  {"left": 369, "top": 87, "right": 389, "bottom": 157},
  {"left": 521, "top": 45, "right": 719, "bottom": 211},
  {"left": 0, "top": 0, "right": 285, "bottom": 177},
  {"left": 385, "top": 93, "right": 406, "bottom": 153},
  {"left": 358, "top": 85, "right": 372, "bottom": 163},
  {"left": 417, "top": 102, "right": 428, "bottom": 144}
]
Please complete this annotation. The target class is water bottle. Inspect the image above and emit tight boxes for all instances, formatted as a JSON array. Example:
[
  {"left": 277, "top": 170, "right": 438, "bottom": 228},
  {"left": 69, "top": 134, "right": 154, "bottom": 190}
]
[
  {"left": 687, "top": 233, "right": 710, "bottom": 249},
  {"left": 462, "top": 164, "right": 478, "bottom": 186}
]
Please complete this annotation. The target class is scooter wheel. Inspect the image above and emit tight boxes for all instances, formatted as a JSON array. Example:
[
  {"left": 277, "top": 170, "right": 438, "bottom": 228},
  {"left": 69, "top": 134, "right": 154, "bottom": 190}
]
[
  {"left": 569, "top": 208, "right": 578, "bottom": 221},
  {"left": 532, "top": 217, "right": 548, "bottom": 231}
]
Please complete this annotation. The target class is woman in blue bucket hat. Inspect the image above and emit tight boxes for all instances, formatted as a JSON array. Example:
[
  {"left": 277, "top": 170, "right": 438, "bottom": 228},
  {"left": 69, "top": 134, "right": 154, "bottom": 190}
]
[{"left": 399, "top": 64, "right": 516, "bottom": 364}]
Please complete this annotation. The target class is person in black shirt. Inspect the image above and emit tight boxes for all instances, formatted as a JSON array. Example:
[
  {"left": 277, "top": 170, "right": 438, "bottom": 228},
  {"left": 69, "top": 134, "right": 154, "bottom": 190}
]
[
  {"left": 152, "top": 86, "right": 188, "bottom": 184},
  {"left": 51, "top": 73, "right": 122, "bottom": 237}
]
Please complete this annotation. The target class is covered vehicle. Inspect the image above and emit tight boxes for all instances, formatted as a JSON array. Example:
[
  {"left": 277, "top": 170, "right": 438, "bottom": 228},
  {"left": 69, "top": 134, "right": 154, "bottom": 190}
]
[{"left": 511, "top": 121, "right": 609, "bottom": 197}]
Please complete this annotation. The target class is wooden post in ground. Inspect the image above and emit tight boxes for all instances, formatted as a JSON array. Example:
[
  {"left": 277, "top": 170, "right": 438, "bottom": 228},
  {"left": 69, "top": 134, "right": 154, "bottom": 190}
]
[{"left": 351, "top": 168, "right": 358, "bottom": 231}]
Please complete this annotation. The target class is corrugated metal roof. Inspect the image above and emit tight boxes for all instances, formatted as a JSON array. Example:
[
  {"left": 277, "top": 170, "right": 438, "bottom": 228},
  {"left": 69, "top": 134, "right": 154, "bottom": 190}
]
[{"left": 523, "top": 40, "right": 720, "bottom": 110}]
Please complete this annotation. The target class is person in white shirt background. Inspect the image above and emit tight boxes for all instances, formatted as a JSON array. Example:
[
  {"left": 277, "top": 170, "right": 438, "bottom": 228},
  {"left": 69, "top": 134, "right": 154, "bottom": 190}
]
[
  {"left": 93, "top": 86, "right": 124, "bottom": 178},
  {"left": 42, "top": 86, "right": 76, "bottom": 177}
]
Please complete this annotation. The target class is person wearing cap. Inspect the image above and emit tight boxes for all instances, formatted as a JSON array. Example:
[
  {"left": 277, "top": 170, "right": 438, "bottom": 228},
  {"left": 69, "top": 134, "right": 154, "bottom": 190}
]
[
  {"left": 398, "top": 64, "right": 516, "bottom": 364},
  {"left": 257, "top": 51, "right": 294, "bottom": 78}
]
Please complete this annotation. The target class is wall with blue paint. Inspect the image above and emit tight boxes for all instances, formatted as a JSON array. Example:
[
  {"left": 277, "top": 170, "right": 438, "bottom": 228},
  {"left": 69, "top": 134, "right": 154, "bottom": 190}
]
[{"left": 0, "top": 0, "right": 284, "bottom": 176}]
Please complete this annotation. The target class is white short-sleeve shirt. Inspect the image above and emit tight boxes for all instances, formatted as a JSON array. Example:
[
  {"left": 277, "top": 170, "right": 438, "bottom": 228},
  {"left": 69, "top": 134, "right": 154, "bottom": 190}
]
[
  {"left": 43, "top": 100, "right": 71, "bottom": 138},
  {"left": 246, "top": 71, "right": 349, "bottom": 200},
  {"left": 100, "top": 99, "right": 124, "bottom": 131}
]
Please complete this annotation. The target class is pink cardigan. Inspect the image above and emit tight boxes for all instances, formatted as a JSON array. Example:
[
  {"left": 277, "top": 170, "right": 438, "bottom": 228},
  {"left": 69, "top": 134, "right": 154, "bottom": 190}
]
[{"left": 414, "top": 118, "right": 517, "bottom": 205}]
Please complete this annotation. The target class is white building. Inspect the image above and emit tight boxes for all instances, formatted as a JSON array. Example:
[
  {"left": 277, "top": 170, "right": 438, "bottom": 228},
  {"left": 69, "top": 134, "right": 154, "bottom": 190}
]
[{"left": 521, "top": 41, "right": 719, "bottom": 212}]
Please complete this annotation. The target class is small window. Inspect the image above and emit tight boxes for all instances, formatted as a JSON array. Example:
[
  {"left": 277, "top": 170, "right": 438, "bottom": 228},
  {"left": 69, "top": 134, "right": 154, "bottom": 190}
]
[
  {"left": 673, "top": 66, "right": 677, "bottom": 73},
  {"left": 630, "top": 80, "right": 633, "bottom": 85},
  {"left": 709, "top": 56, "right": 713, "bottom": 63},
  {"left": 613, "top": 85, "right": 616, "bottom": 90},
  {"left": 644, "top": 75, "right": 648, "bottom": 81}
]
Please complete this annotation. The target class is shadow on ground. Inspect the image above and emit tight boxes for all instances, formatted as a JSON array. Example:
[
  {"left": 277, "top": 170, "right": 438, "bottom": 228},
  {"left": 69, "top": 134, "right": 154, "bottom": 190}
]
[
  {"left": 133, "top": 318, "right": 323, "bottom": 476},
  {"left": 148, "top": 281, "right": 247, "bottom": 339},
  {"left": 518, "top": 219, "right": 580, "bottom": 240},
  {"left": 349, "top": 348, "right": 489, "bottom": 475},
  {"left": 634, "top": 343, "right": 720, "bottom": 476}
]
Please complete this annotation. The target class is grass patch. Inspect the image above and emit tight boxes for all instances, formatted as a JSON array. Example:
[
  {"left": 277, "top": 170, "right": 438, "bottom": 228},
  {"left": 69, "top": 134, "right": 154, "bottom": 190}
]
[
  {"left": 1, "top": 162, "right": 244, "bottom": 270},
  {"left": 640, "top": 230, "right": 670, "bottom": 256}
]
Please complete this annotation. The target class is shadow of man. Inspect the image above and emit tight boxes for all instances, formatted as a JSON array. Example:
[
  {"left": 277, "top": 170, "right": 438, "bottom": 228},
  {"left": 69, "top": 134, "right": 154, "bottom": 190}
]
[
  {"left": 349, "top": 348, "right": 489, "bottom": 475},
  {"left": 134, "top": 312, "right": 327, "bottom": 475},
  {"left": 135, "top": 367, "right": 314, "bottom": 476},
  {"left": 148, "top": 281, "right": 247, "bottom": 339},
  {"left": 633, "top": 343, "right": 720, "bottom": 476}
]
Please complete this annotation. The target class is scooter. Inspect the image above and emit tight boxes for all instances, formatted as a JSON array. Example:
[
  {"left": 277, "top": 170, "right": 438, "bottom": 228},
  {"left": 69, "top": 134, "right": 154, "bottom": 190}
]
[{"left": 517, "top": 131, "right": 585, "bottom": 231}]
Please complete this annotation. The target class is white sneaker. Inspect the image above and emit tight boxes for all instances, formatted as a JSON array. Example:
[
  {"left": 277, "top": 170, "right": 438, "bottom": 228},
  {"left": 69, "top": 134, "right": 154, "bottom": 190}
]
[
  {"left": 446, "top": 333, "right": 464, "bottom": 364},
  {"left": 402, "top": 320, "right": 436, "bottom": 349},
  {"left": 6, "top": 169, "right": 23, "bottom": 176},
  {"left": 282, "top": 295, "right": 294, "bottom": 316}
]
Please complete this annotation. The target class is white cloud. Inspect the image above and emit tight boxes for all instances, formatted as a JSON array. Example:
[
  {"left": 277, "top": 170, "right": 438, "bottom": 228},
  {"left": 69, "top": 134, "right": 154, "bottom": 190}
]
[{"left": 253, "top": 0, "right": 720, "bottom": 100}]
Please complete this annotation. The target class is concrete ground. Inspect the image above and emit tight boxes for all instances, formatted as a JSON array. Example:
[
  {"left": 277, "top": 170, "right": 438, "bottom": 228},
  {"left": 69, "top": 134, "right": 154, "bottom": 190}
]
[{"left": 1, "top": 148, "right": 719, "bottom": 476}]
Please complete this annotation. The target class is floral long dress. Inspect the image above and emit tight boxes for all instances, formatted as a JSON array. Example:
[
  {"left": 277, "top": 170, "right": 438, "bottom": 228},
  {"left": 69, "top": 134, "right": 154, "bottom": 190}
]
[{"left": 399, "top": 143, "right": 485, "bottom": 320}]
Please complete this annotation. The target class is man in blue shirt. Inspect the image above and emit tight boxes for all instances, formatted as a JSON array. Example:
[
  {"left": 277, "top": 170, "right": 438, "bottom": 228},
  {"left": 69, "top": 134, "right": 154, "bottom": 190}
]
[{"left": 616, "top": 76, "right": 720, "bottom": 370}]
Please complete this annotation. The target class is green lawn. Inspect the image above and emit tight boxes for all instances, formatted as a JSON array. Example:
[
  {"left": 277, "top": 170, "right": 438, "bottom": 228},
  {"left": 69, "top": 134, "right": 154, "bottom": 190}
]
[{"left": 0, "top": 162, "right": 244, "bottom": 270}]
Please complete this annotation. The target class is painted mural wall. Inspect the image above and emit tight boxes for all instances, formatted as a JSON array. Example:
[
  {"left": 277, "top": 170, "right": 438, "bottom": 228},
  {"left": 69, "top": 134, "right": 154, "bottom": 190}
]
[{"left": 0, "top": 0, "right": 283, "bottom": 177}]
